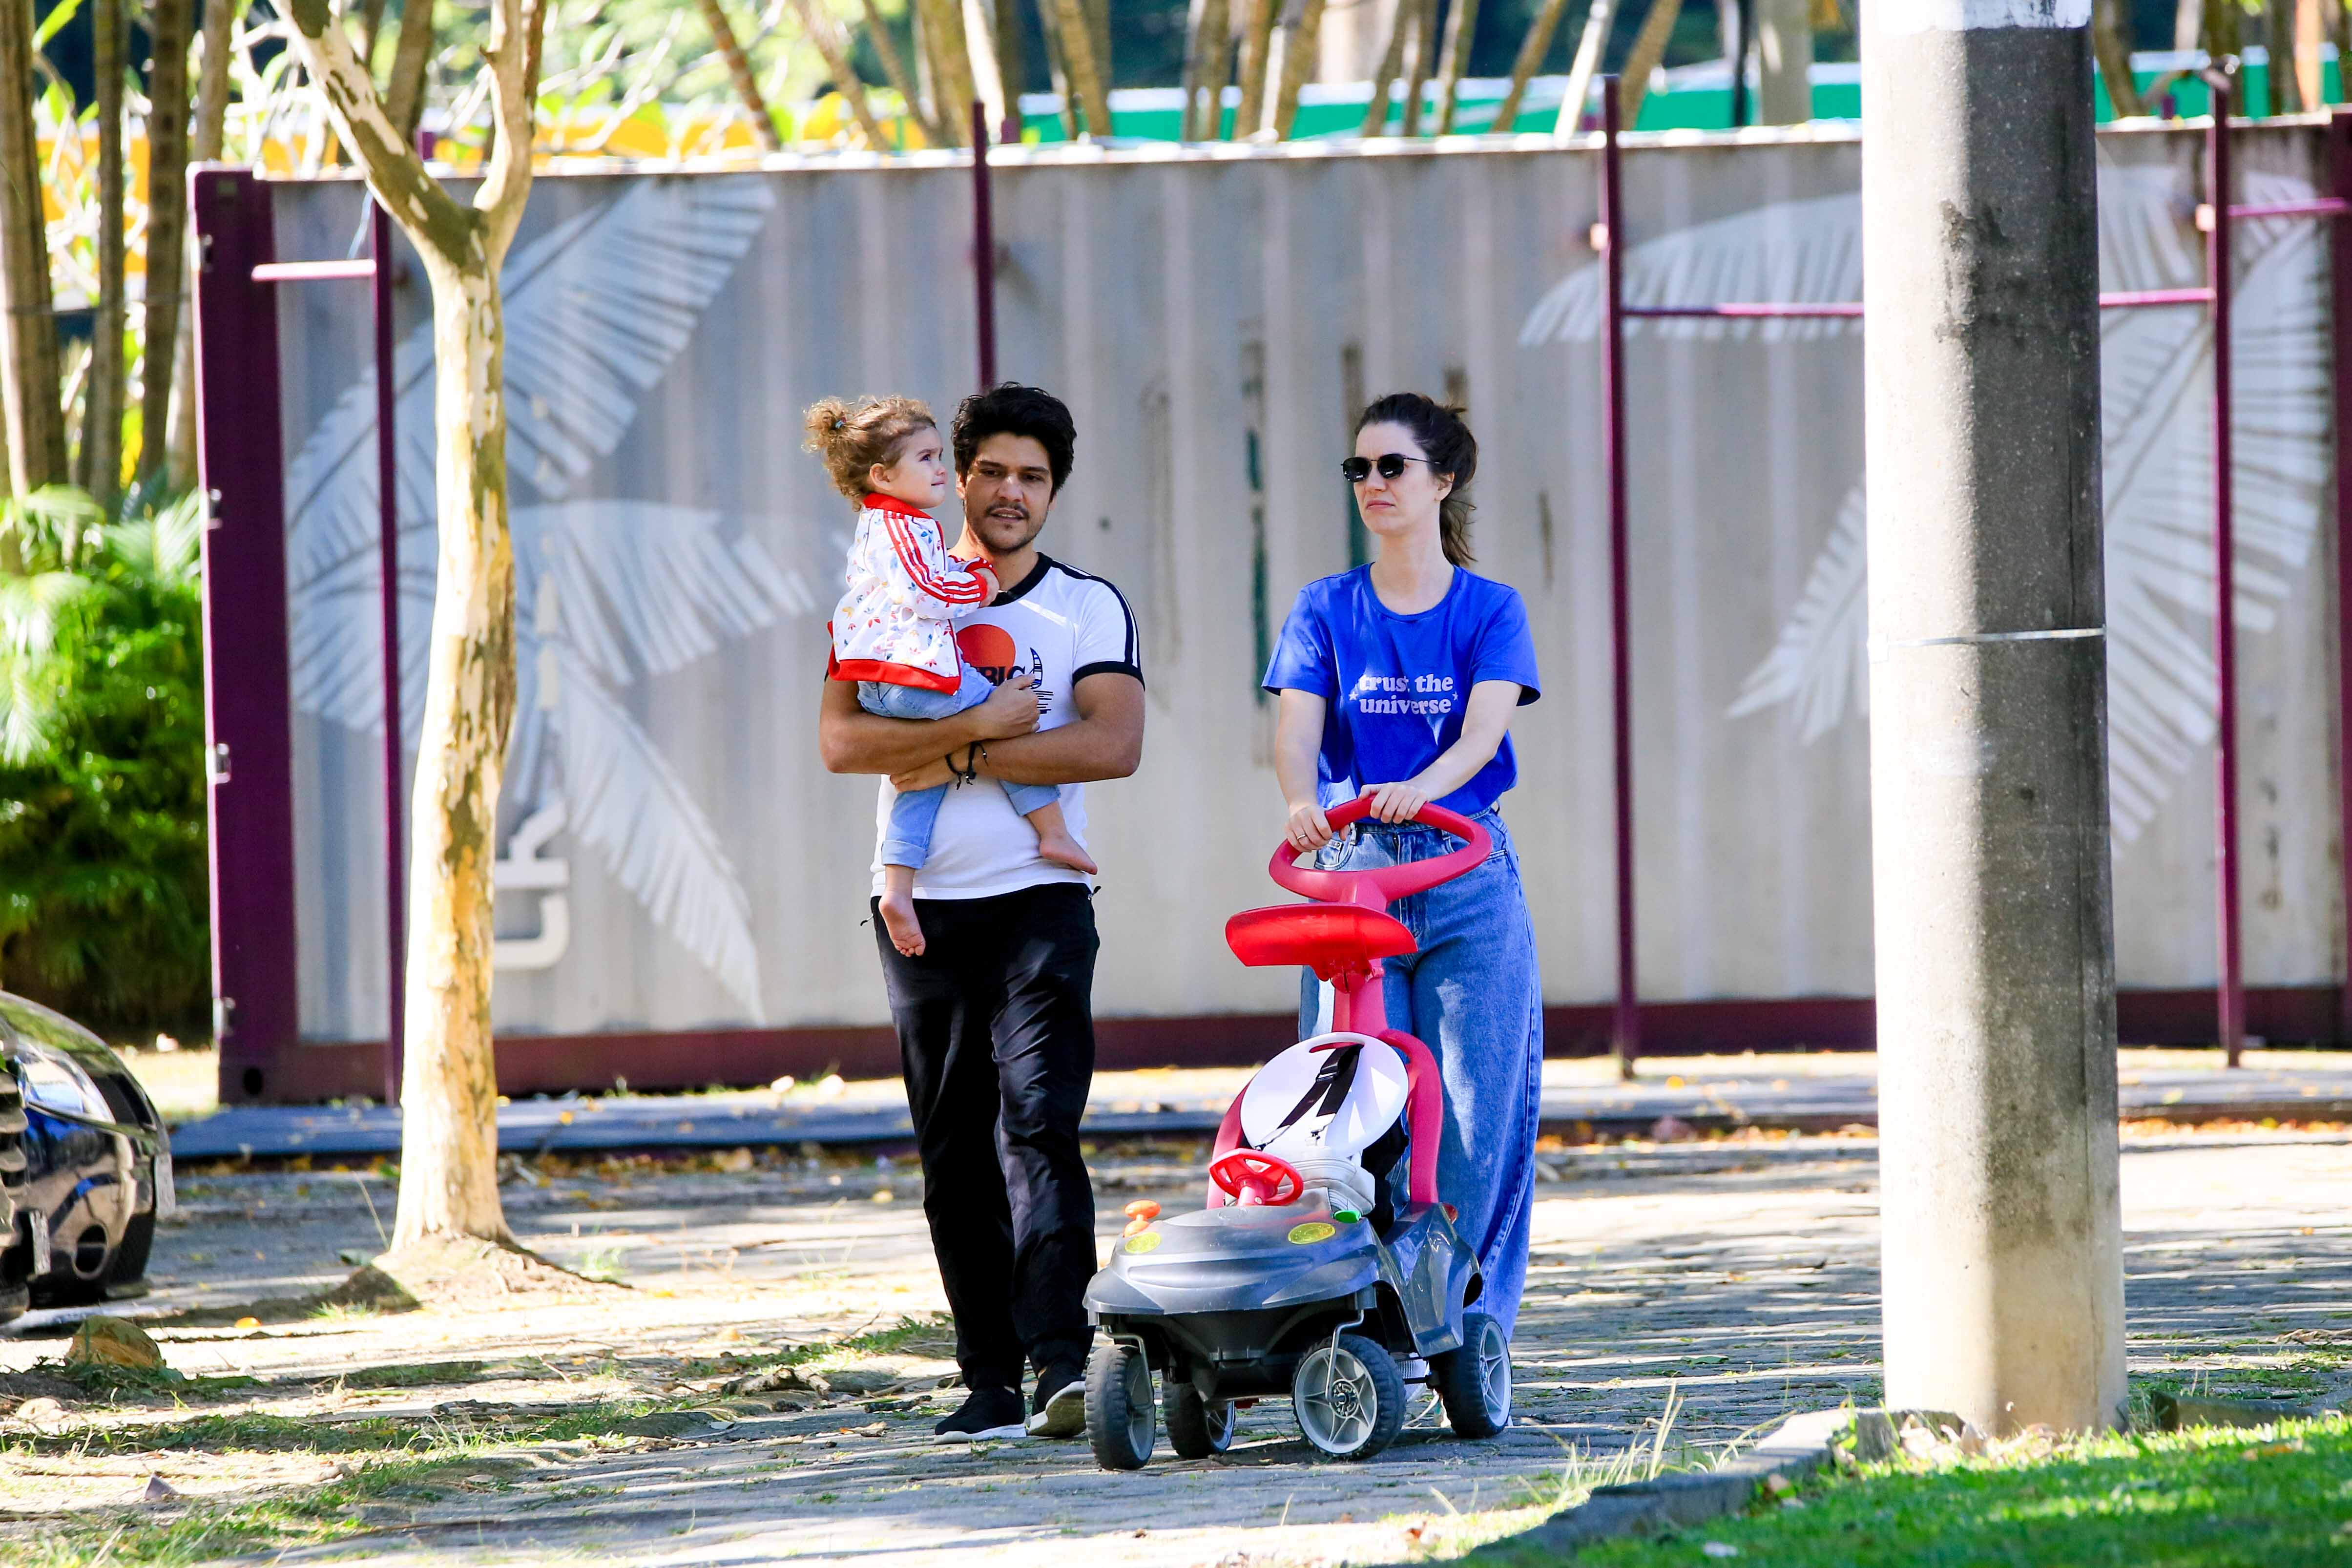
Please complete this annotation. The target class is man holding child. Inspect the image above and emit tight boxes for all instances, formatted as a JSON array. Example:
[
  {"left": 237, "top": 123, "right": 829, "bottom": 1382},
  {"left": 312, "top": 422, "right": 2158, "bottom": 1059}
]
[{"left": 816, "top": 383, "right": 1145, "bottom": 1441}]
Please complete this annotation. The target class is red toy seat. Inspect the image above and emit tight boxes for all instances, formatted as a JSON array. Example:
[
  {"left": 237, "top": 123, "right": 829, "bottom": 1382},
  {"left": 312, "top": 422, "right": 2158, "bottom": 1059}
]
[{"left": 1224, "top": 904, "right": 1416, "bottom": 982}]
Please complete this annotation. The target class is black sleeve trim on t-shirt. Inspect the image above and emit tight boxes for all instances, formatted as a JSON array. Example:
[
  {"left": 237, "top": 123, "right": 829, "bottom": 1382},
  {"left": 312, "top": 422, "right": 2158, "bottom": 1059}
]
[
  {"left": 1073, "top": 660, "right": 1145, "bottom": 689},
  {"left": 1046, "top": 558, "right": 1146, "bottom": 680}
]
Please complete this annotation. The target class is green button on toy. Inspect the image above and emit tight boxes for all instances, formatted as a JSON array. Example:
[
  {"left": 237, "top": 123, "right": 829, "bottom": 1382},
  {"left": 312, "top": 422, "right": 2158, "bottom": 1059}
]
[
  {"left": 1287, "top": 1221, "right": 1336, "bottom": 1245},
  {"left": 1124, "top": 1230, "right": 1163, "bottom": 1254}
]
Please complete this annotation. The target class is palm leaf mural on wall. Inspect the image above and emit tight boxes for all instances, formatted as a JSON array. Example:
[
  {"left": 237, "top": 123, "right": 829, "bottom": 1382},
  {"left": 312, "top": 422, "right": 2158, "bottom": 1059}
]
[
  {"left": 282, "top": 176, "right": 810, "bottom": 1023},
  {"left": 1519, "top": 154, "right": 2332, "bottom": 844}
]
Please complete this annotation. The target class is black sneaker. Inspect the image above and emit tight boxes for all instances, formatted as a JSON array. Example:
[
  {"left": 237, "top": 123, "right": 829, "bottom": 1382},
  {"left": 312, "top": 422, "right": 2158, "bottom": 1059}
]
[
  {"left": 1026, "top": 1361, "right": 1088, "bottom": 1438},
  {"left": 933, "top": 1384, "right": 1026, "bottom": 1442}
]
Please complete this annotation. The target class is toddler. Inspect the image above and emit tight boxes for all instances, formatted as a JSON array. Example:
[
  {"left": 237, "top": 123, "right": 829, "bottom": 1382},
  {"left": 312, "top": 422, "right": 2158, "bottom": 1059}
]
[{"left": 810, "top": 395, "right": 1096, "bottom": 958}]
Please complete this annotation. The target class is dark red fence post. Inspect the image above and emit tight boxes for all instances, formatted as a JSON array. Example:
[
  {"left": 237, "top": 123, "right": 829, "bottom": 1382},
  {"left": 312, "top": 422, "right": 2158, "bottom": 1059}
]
[
  {"left": 972, "top": 100, "right": 997, "bottom": 388},
  {"left": 371, "top": 200, "right": 404, "bottom": 1108},
  {"left": 1598, "top": 78, "right": 1639, "bottom": 1078},
  {"left": 188, "top": 167, "right": 300, "bottom": 1105},
  {"left": 2207, "top": 91, "right": 2245, "bottom": 1067}
]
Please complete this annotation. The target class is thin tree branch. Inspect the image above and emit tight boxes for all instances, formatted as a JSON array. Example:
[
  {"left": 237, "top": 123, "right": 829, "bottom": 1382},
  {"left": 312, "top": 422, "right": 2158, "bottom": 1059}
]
[
  {"left": 1492, "top": 0, "right": 1570, "bottom": 132},
  {"left": 694, "top": 0, "right": 785, "bottom": 149},
  {"left": 284, "top": 0, "right": 470, "bottom": 257}
]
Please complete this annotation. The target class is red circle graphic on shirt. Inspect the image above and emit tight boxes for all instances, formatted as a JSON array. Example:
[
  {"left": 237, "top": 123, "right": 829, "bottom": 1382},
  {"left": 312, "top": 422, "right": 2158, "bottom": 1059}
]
[{"left": 958, "top": 624, "right": 1020, "bottom": 683}]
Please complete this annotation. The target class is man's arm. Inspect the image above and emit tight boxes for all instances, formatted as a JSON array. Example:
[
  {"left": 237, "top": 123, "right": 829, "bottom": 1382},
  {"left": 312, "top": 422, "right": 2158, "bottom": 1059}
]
[
  {"left": 889, "top": 671, "right": 1145, "bottom": 792},
  {"left": 818, "top": 672, "right": 1040, "bottom": 777}
]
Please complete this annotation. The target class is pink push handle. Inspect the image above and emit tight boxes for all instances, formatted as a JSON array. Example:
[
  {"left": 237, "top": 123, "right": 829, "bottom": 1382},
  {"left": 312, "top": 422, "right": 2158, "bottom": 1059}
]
[{"left": 1268, "top": 797, "right": 1492, "bottom": 911}]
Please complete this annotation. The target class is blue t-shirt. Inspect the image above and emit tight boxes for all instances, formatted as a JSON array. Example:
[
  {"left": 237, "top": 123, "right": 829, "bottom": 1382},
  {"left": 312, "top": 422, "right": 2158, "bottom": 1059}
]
[{"left": 1263, "top": 566, "right": 1542, "bottom": 815}]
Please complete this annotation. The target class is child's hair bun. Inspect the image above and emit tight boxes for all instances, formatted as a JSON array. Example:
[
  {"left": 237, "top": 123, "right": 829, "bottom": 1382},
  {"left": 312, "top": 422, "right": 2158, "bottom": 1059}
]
[{"left": 803, "top": 395, "right": 938, "bottom": 501}]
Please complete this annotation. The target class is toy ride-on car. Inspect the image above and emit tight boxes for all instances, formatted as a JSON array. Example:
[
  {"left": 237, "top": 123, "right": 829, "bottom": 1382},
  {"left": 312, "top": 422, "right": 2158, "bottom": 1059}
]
[{"left": 1081, "top": 798, "right": 1513, "bottom": 1467}]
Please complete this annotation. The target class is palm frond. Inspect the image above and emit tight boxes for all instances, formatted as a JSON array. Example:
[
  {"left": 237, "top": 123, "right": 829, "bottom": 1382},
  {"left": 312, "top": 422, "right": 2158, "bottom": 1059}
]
[
  {"left": 1725, "top": 482, "right": 1867, "bottom": 742},
  {"left": 285, "top": 175, "right": 777, "bottom": 734},
  {"left": 1519, "top": 191, "right": 1862, "bottom": 348},
  {"left": 1715, "top": 160, "right": 2334, "bottom": 844},
  {"left": 550, "top": 663, "right": 766, "bottom": 1024}
]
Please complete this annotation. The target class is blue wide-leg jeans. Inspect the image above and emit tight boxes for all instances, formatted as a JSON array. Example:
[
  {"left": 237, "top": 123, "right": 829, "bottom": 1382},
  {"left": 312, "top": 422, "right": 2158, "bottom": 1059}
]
[{"left": 1298, "top": 804, "right": 1544, "bottom": 1338}]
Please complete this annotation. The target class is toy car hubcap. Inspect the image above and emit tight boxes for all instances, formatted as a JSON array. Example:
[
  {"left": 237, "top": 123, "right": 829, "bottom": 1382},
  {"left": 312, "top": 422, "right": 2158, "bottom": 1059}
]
[
  {"left": 1477, "top": 1331, "right": 1510, "bottom": 1418},
  {"left": 1295, "top": 1346, "right": 1376, "bottom": 1453}
]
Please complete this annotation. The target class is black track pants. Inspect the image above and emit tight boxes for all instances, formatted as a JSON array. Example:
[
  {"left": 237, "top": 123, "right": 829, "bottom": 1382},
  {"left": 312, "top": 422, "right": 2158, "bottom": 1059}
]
[{"left": 873, "top": 883, "right": 1099, "bottom": 1389}]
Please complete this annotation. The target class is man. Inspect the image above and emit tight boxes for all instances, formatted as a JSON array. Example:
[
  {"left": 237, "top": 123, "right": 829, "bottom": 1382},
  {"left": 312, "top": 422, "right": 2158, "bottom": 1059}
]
[{"left": 818, "top": 383, "right": 1145, "bottom": 1440}]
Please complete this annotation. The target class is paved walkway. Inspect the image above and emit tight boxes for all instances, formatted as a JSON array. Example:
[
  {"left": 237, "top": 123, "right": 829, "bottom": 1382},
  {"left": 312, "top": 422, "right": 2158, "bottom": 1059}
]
[
  {"left": 11, "top": 1125, "right": 2349, "bottom": 1566},
  {"left": 167, "top": 1049, "right": 2352, "bottom": 1160}
]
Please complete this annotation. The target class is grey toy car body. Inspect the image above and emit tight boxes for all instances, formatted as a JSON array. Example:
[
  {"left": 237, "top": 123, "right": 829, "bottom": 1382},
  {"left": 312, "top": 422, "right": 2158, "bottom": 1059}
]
[
  {"left": 0, "top": 992, "right": 172, "bottom": 1315},
  {"left": 1080, "top": 800, "right": 1515, "bottom": 1467}
]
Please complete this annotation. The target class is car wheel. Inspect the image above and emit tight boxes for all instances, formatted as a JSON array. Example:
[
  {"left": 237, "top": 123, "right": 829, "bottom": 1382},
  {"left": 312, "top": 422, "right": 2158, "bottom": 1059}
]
[
  {"left": 1291, "top": 1332, "right": 1406, "bottom": 1460},
  {"left": 1166, "top": 1380, "right": 1235, "bottom": 1459},
  {"left": 104, "top": 1212, "right": 155, "bottom": 1298},
  {"left": 1085, "top": 1339, "right": 1156, "bottom": 1470},
  {"left": 1431, "top": 1311, "right": 1511, "bottom": 1439}
]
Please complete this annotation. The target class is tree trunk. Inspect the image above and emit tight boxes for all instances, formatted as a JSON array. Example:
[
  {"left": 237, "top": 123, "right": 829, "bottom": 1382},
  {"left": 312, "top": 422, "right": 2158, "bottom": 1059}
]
[
  {"left": 1753, "top": 0, "right": 1809, "bottom": 123},
  {"left": 962, "top": 0, "right": 1010, "bottom": 137},
  {"left": 363, "top": 0, "right": 391, "bottom": 67},
  {"left": 792, "top": 0, "right": 894, "bottom": 147},
  {"left": 1031, "top": 0, "right": 1080, "bottom": 137},
  {"left": 859, "top": 0, "right": 944, "bottom": 144},
  {"left": 1269, "top": 0, "right": 1327, "bottom": 136},
  {"left": 1050, "top": 0, "right": 1111, "bottom": 135},
  {"left": 2091, "top": 0, "right": 2144, "bottom": 116},
  {"left": 0, "top": 0, "right": 65, "bottom": 494},
  {"left": 2202, "top": 0, "right": 2240, "bottom": 63},
  {"left": 1085, "top": 0, "right": 1111, "bottom": 101},
  {"left": 139, "top": 0, "right": 194, "bottom": 487},
  {"left": 1399, "top": 0, "right": 1436, "bottom": 134},
  {"left": 1491, "top": 0, "right": 1570, "bottom": 132},
  {"left": 1434, "top": 0, "right": 1481, "bottom": 133},
  {"left": 995, "top": 0, "right": 1027, "bottom": 130},
  {"left": 1231, "top": 0, "right": 1278, "bottom": 137},
  {"left": 1553, "top": 0, "right": 1619, "bottom": 140},
  {"left": 386, "top": 0, "right": 438, "bottom": 142},
  {"left": 1616, "top": 0, "right": 1681, "bottom": 125},
  {"left": 692, "top": 0, "right": 784, "bottom": 149},
  {"left": 2332, "top": 0, "right": 2350, "bottom": 108},
  {"left": 392, "top": 255, "right": 518, "bottom": 1248},
  {"left": 167, "top": 0, "right": 236, "bottom": 488},
  {"left": 286, "top": 0, "right": 545, "bottom": 1253},
  {"left": 1359, "top": 0, "right": 1412, "bottom": 133},
  {"left": 86, "top": 0, "right": 126, "bottom": 509},
  {"left": 2292, "top": 0, "right": 2323, "bottom": 109},
  {"left": 1181, "top": 0, "right": 1233, "bottom": 139},
  {"left": 913, "top": 0, "right": 976, "bottom": 144}
]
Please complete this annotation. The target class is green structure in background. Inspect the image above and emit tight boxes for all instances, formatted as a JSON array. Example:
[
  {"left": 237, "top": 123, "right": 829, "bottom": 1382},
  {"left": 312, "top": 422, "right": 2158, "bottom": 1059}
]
[{"left": 1018, "top": 56, "right": 2346, "bottom": 142}]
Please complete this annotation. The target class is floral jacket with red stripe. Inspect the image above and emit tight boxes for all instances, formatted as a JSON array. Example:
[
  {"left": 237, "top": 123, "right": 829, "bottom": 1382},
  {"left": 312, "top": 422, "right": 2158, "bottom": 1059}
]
[{"left": 829, "top": 492, "right": 1000, "bottom": 692}]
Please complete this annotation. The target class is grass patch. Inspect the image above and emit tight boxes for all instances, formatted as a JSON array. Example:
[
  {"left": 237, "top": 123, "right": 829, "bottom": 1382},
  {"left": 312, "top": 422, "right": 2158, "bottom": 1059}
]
[
  {"left": 1476, "top": 1415, "right": 2352, "bottom": 1567},
  {"left": 6, "top": 1450, "right": 525, "bottom": 1568},
  {"left": 0, "top": 1398, "right": 695, "bottom": 1459},
  {"left": 316, "top": 1360, "right": 492, "bottom": 1391}
]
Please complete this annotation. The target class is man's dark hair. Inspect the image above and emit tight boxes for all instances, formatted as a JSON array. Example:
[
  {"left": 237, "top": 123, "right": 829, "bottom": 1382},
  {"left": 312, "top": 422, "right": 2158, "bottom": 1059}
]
[{"left": 952, "top": 383, "right": 1077, "bottom": 494}]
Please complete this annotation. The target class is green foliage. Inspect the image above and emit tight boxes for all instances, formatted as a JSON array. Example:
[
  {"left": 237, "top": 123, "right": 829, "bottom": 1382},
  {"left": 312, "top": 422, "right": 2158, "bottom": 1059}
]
[{"left": 0, "top": 484, "right": 208, "bottom": 1037}]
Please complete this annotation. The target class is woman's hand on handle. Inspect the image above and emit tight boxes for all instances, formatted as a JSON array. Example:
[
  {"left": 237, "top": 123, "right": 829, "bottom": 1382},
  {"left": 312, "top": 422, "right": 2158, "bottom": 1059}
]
[
  {"left": 1359, "top": 780, "right": 1432, "bottom": 824},
  {"left": 1285, "top": 798, "right": 1337, "bottom": 853}
]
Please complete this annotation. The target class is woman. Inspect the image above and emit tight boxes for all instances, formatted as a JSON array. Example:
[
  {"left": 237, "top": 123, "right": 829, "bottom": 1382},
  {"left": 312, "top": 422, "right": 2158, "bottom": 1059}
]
[{"left": 1262, "top": 391, "right": 1544, "bottom": 1338}]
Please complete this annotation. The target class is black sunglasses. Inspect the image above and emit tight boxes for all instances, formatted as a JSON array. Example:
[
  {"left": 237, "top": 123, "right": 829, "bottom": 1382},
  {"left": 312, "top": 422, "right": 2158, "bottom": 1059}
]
[{"left": 1341, "top": 453, "right": 1437, "bottom": 484}]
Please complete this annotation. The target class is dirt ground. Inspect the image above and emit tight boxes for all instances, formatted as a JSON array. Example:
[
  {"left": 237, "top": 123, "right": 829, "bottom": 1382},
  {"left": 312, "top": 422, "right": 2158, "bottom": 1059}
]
[{"left": 2, "top": 1120, "right": 2348, "bottom": 1567}]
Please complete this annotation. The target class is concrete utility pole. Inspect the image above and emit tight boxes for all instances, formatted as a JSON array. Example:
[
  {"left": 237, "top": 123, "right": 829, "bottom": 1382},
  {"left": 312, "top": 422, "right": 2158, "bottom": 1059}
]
[{"left": 1861, "top": 0, "right": 2127, "bottom": 1434}]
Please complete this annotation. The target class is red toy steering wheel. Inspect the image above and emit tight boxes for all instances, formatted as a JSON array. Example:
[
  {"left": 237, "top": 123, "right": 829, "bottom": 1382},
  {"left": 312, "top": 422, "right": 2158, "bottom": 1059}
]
[
  {"left": 1268, "top": 797, "right": 1492, "bottom": 913},
  {"left": 1209, "top": 1148, "right": 1305, "bottom": 1207}
]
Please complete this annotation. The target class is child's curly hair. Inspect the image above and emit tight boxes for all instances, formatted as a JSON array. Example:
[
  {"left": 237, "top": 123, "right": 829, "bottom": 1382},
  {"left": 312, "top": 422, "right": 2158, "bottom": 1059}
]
[{"left": 802, "top": 396, "right": 937, "bottom": 501}]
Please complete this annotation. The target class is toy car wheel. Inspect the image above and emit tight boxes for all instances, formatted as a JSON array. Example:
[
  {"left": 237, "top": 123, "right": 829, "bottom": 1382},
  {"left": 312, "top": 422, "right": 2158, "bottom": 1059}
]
[
  {"left": 1432, "top": 1311, "right": 1511, "bottom": 1439},
  {"left": 1291, "top": 1332, "right": 1406, "bottom": 1461},
  {"left": 1086, "top": 1340, "right": 1156, "bottom": 1470},
  {"left": 1166, "top": 1381, "right": 1235, "bottom": 1459}
]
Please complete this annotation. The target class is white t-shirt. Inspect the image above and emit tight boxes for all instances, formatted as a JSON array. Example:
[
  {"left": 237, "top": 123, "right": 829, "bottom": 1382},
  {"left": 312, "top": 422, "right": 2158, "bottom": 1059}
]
[{"left": 869, "top": 555, "right": 1143, "bottom": 900}]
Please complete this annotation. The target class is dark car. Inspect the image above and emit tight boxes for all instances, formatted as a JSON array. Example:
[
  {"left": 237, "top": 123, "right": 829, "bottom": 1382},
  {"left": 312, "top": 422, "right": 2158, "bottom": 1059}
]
[{"left": 0, "top": 992, "right": 172, "bottom": 1316}]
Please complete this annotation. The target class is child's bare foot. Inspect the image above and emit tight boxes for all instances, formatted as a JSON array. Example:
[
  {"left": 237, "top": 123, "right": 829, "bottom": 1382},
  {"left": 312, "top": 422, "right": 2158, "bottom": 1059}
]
[
  {"left": 1035, "top": 830, "right": 1098, "bottom": 875},
  {"left": 878, "top": 887, "right": 926, "bottom": 956}
]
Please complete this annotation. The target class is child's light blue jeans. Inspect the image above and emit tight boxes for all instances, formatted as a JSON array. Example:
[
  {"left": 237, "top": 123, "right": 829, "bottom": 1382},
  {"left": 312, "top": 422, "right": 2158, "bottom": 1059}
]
[
  {"left": 861, "top": 667, "right": 1058, "bottom": 869},
  {"left": 1299, "top": 804, "right": 1544, "bottom": 1338}
]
